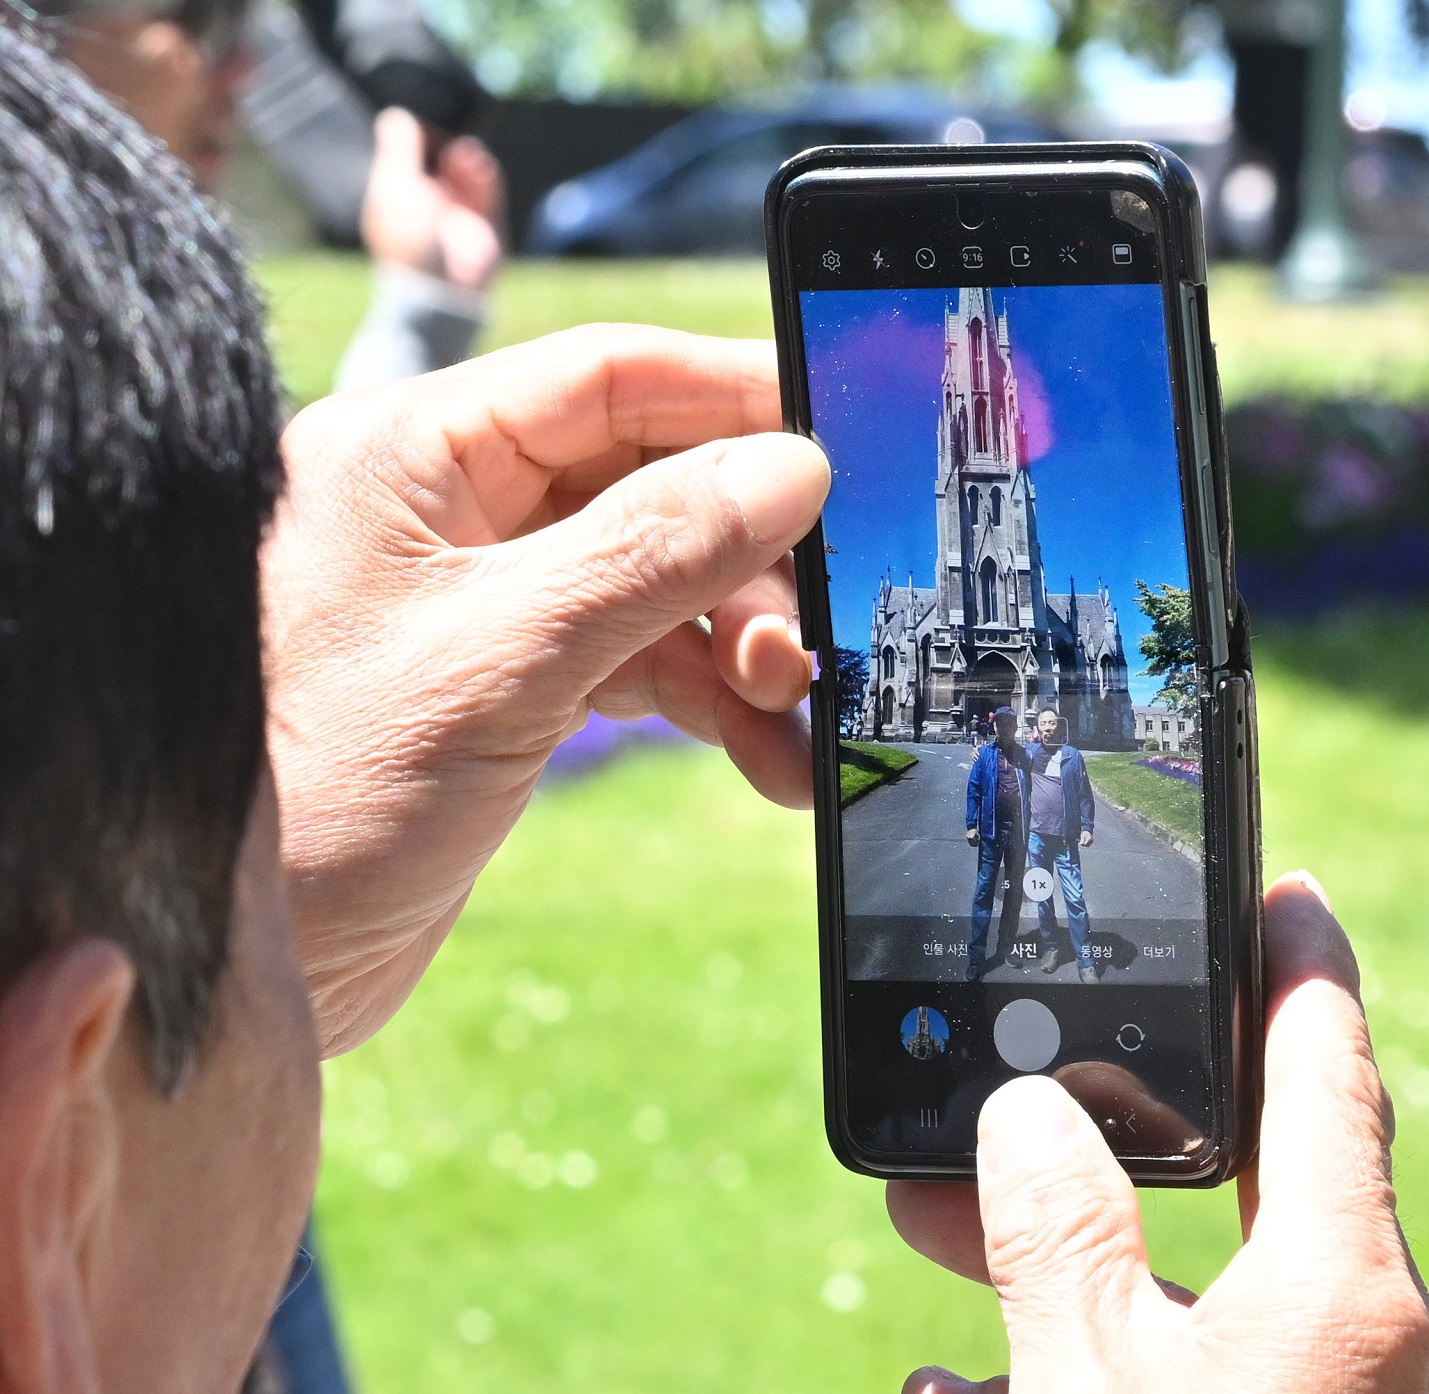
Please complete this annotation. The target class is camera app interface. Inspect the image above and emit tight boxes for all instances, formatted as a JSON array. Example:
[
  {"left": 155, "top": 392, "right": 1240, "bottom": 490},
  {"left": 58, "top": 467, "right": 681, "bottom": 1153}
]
[
  {"left": 805, "top": 281, "right": 1205, "bottom": 990},
  {"left": 796, "top": 225, "right": 1215, "bottom": 1160}
]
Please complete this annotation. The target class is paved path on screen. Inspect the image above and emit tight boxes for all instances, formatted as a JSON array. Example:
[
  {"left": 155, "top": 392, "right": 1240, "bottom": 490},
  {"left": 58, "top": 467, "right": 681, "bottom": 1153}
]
[{"left": 842, "top": 743, "right": 1204, "bottom": 984}]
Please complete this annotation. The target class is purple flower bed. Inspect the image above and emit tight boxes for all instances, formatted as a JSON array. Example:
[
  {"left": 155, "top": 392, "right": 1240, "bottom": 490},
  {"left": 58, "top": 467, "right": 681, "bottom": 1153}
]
[
  {"left": 1227, "top": 397, "right": 1429, "bottom": 616},
  {"left": 541, "top": 712, "right": 687, "bottom": 782},
  {"left": 1135, "top": 754, "right": 1203, "bottom": 786}
]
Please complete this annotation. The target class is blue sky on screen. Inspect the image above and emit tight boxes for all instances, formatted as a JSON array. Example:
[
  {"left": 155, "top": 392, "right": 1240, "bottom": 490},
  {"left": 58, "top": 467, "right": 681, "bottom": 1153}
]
[{"left": 800, "top": 283, "right": 1190, "bottom": 706}]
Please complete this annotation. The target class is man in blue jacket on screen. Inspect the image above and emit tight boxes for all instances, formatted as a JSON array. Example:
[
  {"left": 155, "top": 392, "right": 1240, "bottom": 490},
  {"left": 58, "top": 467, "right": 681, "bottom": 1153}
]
[
  {"left": 1027, "top": 705, "right": 1099, "bottom": 984},
  {"left": 964, "top": 706, "right": 1030, "bottom": 982}
]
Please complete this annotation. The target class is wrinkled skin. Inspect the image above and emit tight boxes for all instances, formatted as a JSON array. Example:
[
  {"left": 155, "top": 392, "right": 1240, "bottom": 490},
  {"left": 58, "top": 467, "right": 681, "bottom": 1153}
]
[
  {"left": 888, "top": 874, "right": 1429, "bottom": 1394},
  {"left": 265, "top": 325, "right": 827, "bottom": 1055}
]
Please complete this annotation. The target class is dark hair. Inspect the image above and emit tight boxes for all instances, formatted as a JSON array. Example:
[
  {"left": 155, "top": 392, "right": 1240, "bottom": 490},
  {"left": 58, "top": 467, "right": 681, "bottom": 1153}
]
[
  {"left": 1038, "top": 706, "right": 1061, "bottom": 719},
  {"left": 0, "top": 9, "right": 283, "bottom": 1090}
]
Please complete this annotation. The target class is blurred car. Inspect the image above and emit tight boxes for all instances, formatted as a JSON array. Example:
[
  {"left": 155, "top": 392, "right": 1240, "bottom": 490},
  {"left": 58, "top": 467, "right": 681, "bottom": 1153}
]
[{"left": 525, "top": 89, "right": 1060, "bottom": 256}]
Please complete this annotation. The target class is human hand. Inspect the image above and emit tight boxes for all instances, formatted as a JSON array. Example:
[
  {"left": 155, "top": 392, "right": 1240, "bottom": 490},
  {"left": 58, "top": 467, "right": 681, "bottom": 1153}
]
[
  {"left": 1079, "top": 829, "right": 1093, "bottom": 848},
  {"left": 359, "top": 106, "right": 503, "bottom": 292},
  {"left": 265, "top": 327, "right": 827, "bottom": 1055},
  {"left": 966, "top": 829, "right": 980, "bottom": 847},
  {"left": 886, "top": 872, "right": 1429, "bottom": 1393}
]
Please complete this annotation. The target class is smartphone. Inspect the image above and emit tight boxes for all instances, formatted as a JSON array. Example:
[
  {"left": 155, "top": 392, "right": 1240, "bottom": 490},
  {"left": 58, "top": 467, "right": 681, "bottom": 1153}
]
[{"left": 766, "top": 143, "right": 1263, "bottom": 1184}]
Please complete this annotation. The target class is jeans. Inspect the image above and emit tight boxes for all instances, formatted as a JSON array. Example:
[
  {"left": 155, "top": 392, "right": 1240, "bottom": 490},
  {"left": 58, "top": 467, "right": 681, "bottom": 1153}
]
[
  {"left": 1028, "top": 830, "right": 1092, "bottom": 964},
  {"left": 969, "top": 821, "right": 1025, "bottom": 970}
]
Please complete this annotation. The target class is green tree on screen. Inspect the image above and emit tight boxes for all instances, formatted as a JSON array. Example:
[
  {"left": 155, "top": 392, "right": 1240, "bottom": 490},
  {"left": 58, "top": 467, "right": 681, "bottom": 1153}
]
[
  {"left": 1135, "top": 580, "right": 1197, "bottom": 715},
  {"left": 832, "top": 644, "right": 869, "bottom": 740}
]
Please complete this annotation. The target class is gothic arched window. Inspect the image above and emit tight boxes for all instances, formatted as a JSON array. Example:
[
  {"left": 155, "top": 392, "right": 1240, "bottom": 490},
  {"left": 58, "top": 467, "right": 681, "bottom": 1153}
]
[
  {"left": 974, "top": 399, "right": 989, "bottom": 454},
  {"left": 969, "top": 319, "right": 986, "bottom": 391},
  {"left": 967, "top": 485, "right": 979, "bottom": 526},
  {"left": 1100, "top": 654, "right": 1114, "bottom": 694},
  {"left": 990, "top": 487, "right": 1002, "bottom": 526},
  {"left": 957, "top": 406, "right": 968, "bottom": 460},
  {"left": 882, "top": 646, "right": 896, "bottom": 680},
  {"left": 881, "top": 688, "right": 894, "bottom": 726},
  {"left": 921, "top": 634, "right": 932, "bottom": 675},
  {"left": 979, "top": 557, "right": 999, "bottom": 624}
]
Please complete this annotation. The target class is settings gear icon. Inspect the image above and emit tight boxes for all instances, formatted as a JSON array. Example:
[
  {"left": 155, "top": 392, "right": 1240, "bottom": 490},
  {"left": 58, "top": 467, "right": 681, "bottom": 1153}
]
[{"left": 821, "top": 249, "right": 841, "bottom": 272}]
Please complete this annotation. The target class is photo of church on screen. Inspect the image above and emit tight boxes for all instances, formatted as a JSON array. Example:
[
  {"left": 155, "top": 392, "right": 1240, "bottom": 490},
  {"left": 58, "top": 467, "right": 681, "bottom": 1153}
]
[{"left": 802, "top": 280, "right": 1200, "bottom": 759}]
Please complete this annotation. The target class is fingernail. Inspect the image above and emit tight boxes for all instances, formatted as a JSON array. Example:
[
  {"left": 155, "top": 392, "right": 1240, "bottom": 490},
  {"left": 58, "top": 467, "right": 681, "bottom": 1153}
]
[
  {"left": 1292, "top": 869, "right": 1334, "bottom": 912},
  {"left": 978, "top": 1077, "right": 1082, "bottom": 1178},
  {"left": 718, "top": 436, "right": 828, "bottom": 546}
]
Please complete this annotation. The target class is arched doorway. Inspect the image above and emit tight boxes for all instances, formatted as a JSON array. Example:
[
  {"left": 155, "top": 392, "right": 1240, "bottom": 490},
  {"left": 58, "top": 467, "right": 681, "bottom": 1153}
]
[{"left": 964, "top": 651, "right": 1018, "bottom": 737}]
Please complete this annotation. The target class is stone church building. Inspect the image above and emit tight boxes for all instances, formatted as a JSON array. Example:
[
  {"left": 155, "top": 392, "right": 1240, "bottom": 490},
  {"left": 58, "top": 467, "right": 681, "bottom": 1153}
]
[{"left": 861, "top": 288, "right": 1136, "bottom": 750}]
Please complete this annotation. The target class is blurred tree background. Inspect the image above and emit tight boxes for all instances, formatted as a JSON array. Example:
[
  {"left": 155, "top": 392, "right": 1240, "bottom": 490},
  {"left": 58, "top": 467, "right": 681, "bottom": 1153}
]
[{"left": 421, "top": 0, "right": 1211, "bottom": 106}]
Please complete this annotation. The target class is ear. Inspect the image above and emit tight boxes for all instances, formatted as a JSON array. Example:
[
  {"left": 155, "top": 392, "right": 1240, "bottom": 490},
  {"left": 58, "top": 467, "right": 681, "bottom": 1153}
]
[{"left": 0, "top": 940, "right": 135, "bottom": 1394}]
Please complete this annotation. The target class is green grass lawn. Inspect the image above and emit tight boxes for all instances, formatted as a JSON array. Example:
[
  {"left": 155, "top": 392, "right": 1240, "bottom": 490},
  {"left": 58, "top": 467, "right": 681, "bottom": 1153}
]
[
  {"left": 253, "top": 255, "right": 1429, "bottom": 410},
  {"left": 839, "top": 741, "right": 919, "bottom": 805},
  {"left": 315, "top": 613, "right": 1429, "bottom": 1392},
  {"left": 1084, "top": 751, "right": 1203, "bottom": 848},
  {"left": 253, "top": 254, "right": 1429, "bottom": 1389}
]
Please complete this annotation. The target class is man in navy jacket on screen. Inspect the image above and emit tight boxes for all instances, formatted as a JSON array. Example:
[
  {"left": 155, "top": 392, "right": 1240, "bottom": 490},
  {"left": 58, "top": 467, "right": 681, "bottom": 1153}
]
[{"left": 964, "top": 706, "right": 1030, "bottom": 982}]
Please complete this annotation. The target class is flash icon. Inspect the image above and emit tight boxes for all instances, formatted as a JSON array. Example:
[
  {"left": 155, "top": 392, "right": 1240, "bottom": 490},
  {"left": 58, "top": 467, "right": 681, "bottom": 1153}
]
[{"left": 873, "top": 249, "right": 886, "bottom": 270}]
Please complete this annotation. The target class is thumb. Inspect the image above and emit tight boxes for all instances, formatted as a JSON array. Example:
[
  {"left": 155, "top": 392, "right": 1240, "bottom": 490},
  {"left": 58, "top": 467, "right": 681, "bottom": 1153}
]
[
  {"left": 504, "top": 431, "right": 828, "bottom": 692},
  {"left": 371, "top": 107, "right": 425, "bottom": 176},
  {"left": 977, "top": 1076, "right": 1159, "bottom": 1381},
  {"left": 439, "top": 135, "right": 502, "bottom": 217}
]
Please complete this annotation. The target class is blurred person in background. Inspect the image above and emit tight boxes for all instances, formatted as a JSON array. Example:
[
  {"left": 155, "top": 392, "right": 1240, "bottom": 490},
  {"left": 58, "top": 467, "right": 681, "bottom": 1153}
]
[{"left": 46, "top": 0, "right": 503, "bottom": 393}]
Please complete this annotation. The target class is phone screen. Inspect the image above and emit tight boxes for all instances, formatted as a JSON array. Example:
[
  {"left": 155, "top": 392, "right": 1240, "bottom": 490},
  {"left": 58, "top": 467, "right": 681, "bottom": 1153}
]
[{"left": 790, "top": 183, "right": 1216, "bottom": 1165}]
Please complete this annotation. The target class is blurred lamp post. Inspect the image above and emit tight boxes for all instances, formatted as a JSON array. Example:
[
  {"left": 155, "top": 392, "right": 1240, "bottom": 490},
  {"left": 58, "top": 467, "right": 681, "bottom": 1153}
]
[{"left": 1279, "top": 0, "right": 1377, "bottom": 298}]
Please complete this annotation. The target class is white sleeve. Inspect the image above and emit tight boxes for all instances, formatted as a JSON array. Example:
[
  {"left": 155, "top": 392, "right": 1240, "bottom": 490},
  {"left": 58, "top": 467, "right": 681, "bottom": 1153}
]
[{"left": 334, "top": 261, "right": 486, "bottom": 392}]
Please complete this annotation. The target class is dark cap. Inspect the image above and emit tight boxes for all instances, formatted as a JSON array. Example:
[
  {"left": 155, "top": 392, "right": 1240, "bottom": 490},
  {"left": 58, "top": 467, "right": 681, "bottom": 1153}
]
[{"left": 993, "top": 705, "right": 1018, "bottom": 718}]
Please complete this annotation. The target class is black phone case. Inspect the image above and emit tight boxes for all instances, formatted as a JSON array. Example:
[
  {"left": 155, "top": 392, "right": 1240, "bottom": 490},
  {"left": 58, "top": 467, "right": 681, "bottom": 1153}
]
[{"left": 765, "top": 141, "right": 1264, "bottom": 1185}]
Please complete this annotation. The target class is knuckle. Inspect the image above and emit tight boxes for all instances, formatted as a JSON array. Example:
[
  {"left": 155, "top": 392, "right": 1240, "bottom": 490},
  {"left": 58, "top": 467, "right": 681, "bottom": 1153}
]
[
  {"left": 1381, "top": 1281, "right": 1429, "bottom": 1359},
  {"left": 609, "top": 469, "right": 738, "bottom": 600},
  {"left": 984, "top": 1182, "right": 1130, "bottom": 1295}
]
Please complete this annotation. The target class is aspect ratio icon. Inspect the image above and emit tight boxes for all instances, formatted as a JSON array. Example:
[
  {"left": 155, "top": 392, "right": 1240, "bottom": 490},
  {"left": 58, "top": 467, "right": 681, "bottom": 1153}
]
[
  {"left": 915, "top": 246, "right": 936, "bottom": 269},
  {"left": 961, "top": 245, "right": 983, "bottom": 269}
]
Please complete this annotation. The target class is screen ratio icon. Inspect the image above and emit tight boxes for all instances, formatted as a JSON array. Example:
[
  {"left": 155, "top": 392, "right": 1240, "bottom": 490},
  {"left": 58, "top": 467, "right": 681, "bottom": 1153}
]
[{"left": 961, "top": 246, "right": 983, "bottom": 269}]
